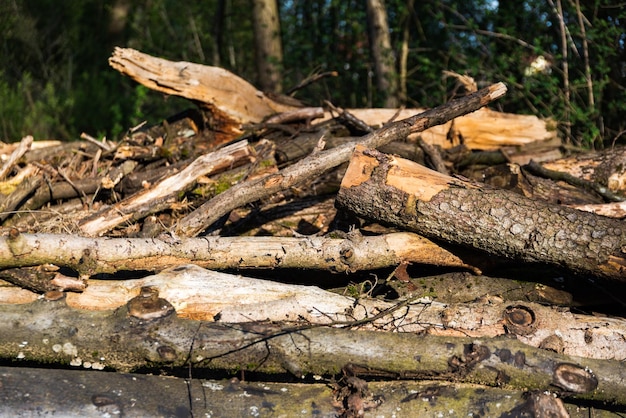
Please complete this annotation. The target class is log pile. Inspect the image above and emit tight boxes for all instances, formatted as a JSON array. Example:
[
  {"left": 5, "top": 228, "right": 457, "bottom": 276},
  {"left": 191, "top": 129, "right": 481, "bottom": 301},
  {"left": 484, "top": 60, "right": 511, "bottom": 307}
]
[{"left": 1, "top": 48, "right": 626, "bottom": 416}]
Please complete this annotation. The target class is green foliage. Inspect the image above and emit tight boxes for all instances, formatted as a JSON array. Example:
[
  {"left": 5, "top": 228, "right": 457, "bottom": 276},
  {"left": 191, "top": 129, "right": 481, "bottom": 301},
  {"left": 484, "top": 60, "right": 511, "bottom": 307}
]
[{"left": 0, "top": 0, "right": 624, "bottom": 146}]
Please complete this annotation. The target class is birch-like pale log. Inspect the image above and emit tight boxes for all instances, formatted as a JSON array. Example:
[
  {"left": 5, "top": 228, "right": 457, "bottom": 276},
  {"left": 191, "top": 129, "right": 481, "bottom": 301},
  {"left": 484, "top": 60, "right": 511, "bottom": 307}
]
[
  {"left": 0, "top": 231, "right": 474, "bottom": 275},
  {"left": 78, "top": 140, "right": 253, "bottom": 236},
  {"left": 3, "top": 264, "right": 623, "bottom": 361}
]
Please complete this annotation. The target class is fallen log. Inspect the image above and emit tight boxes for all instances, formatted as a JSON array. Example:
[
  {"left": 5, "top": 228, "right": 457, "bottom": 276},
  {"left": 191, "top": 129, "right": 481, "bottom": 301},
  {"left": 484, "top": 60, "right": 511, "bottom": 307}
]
[
  {"left": 0, "top": 231, "right": 474, "bottom": 276},
  {"left": 109, "top": 48, "right": 557, "bottom": 152},
  {"left": 108, "top": 47, "right": 300, "bottom": 138},
  {"left": 2, "top": 264, "right": 624, "bottom": 361},
  {"left": 0, "top": 295, "right": 624, "bottom": 405},
  {"left": 336, "top": 146, "right": 626, "bottom": 281},
  {"left": 0, "top": 367, "right": 583, "bottom": 417}
]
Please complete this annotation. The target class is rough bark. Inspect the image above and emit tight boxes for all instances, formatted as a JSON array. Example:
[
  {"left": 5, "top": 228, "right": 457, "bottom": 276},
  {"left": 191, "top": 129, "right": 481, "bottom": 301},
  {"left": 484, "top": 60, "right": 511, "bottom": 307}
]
[
  {"left": 175, "top": 82, "right": 508, "bottom": 236},
  {"left": 365, "top": 0, "right": 399, "bottom": 107},
  {"left": 336, "top": 146, "right": 626, "bottom": 281},
  {"left": 0, "top": 297, "right": 624, "bottom": 405},
  {"left": 0, "top": 231, "right": 473, "bottom": 276},
  {"left": 251, "top": 0, "right": 284, "bottom": 93},
  {"left": 0, "top": 367, "right": 592, "bottom": 417}
]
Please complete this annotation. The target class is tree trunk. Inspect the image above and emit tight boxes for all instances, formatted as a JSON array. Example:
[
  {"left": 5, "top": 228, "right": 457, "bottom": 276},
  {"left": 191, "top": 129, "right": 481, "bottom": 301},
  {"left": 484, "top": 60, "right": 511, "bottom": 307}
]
[
  {"left": 365, "top": 0, "right": 399, "bottom": 107},
  {"left": 336, "top": 146, "right": 626, "bottom": 281},
  {"left": 251, "top": 0, "right": 284, "bottom": 93}
]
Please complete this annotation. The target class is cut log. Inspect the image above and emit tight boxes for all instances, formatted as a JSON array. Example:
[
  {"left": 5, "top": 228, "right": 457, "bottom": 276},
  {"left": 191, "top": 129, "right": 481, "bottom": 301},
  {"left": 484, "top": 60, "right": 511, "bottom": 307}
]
[{"left": 336, "top": 146, "right": 626, "bottom": 281}]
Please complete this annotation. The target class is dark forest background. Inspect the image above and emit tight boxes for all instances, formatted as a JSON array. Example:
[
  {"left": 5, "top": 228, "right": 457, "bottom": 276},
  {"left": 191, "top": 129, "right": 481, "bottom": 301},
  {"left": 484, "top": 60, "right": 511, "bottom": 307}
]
[{"left": 1, "top": 0, "right": 624, "bottom": 147}]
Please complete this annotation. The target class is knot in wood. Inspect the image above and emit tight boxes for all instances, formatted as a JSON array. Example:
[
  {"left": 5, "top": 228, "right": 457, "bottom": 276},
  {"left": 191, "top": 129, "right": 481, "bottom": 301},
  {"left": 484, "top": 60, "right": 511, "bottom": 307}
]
[
  {"left": 127, "top": 286, "right": 175, "bottom": 320},
  {"left": 553, "top": 363, "right": 598, "bottom": 393},
  {"left": 156, "top": 345, "right": 178, "bottom": 362},
  {"left": 503, "top": 305, "right": 537, "bottom": 336}
]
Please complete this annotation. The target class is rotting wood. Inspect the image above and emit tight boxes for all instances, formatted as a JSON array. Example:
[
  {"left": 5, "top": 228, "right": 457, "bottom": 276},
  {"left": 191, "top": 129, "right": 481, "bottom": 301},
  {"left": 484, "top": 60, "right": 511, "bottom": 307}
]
[
  {"left": 336, "top": 146, "right": 626, "bottom": 281},
  {"left": 175, "top": 82, "right": 508, "bottom": 236},
  {"left": 0, "top": 296, "right": 624, "bottom": 406},
  {"left": 0, "top": 231, "right": 475, "bottom": 276}
]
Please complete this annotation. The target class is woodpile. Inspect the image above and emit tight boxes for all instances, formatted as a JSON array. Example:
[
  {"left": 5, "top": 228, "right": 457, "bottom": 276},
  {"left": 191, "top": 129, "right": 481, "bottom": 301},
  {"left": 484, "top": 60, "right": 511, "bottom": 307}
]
[{"left": 1, "top": 48, "right": 625, "bottom": 416}]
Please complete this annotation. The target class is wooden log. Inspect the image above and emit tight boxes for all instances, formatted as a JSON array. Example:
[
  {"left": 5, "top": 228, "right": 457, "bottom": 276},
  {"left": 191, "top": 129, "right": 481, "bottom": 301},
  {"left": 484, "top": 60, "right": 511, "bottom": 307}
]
[
  {"left": 0, "top": 366, "right": 590, "bottom": 417},
  {"left": 0, "top": 231, "right": 474, "bottom": 276},
  {"left": 336, "top": 146, "right": 626, "bottom": 281},
  {"left": 0, "top": 296, "right": 625, "bottom": 405},
  {"left": 326, "top": 107, "right": 559, "bottom": 151},
  {"left": 2, "top": 264, "right": 624, "bottom": 361},
  {"left": 109, "top": 47, "right": 300, "bottom": 136}
]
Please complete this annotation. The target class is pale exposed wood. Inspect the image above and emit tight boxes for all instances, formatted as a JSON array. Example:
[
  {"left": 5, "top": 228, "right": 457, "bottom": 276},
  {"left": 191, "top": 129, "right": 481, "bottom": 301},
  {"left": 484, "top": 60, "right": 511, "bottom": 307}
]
[
  {"left": 109, "top": 47, "right": 298, "bottom": 134},
  {"left": 175, "top": 82, "right": 508, "bottom": 236},
  {"left": 0, "top": 264, "right": 619, "bottom": 361},
  {"left": 336, "top": 146, "right": 626, "bottom": 281},
  {"left": 0, "top": 232, "right": 475, "bottom": 276},
  {"left": 0, "top": 135, "right": 32, "bottom": 180},
  {"left": 78, "top": 140, "right": 253, "bottom": 236},
  {"left": 542, "top": 146, "right": 626, "bottom": 192},
  {"left": 322, "top": 107, "right": 558, "bottom": 151},
  {"left": 108, "top": 49, "right": 547, "bottom": 153},
  {"left": 570, "top": 201, "right": 626, "bottom": 218}
]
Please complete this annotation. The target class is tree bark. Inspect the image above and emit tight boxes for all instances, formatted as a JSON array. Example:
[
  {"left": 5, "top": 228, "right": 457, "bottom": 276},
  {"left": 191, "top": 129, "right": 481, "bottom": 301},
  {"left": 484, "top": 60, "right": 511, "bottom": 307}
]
[
  {"left": 366, "top": 0, "right": 399, "bottom": 107},
  {"left": 0, "top": 297, "right": 624, "bottom": 405},
  {"left": 251, "top": 0, "right": 284, "bottom": 93},
  {"left": 336, "top": 146, "right": 626, "bottom": 281}
]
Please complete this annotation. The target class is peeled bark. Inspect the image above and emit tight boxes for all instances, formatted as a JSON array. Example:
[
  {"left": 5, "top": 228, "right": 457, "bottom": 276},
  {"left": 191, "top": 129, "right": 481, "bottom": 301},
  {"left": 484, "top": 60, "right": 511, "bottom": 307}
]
[{"left": 336, "top": 146, "right": 626, "bottom": 281}]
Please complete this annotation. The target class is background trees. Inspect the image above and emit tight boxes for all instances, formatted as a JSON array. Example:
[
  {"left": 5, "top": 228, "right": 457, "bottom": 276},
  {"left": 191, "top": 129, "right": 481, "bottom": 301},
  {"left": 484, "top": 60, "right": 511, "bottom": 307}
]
[{"left": 0, "top": 0, "right": 624, "bottom": 147}]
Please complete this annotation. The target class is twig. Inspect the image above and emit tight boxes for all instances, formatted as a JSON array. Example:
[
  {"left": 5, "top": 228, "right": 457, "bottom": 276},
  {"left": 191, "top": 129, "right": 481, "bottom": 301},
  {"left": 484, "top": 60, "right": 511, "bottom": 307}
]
[{"left": 0, "top": 135, "right": 33, "bottom": 180}]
